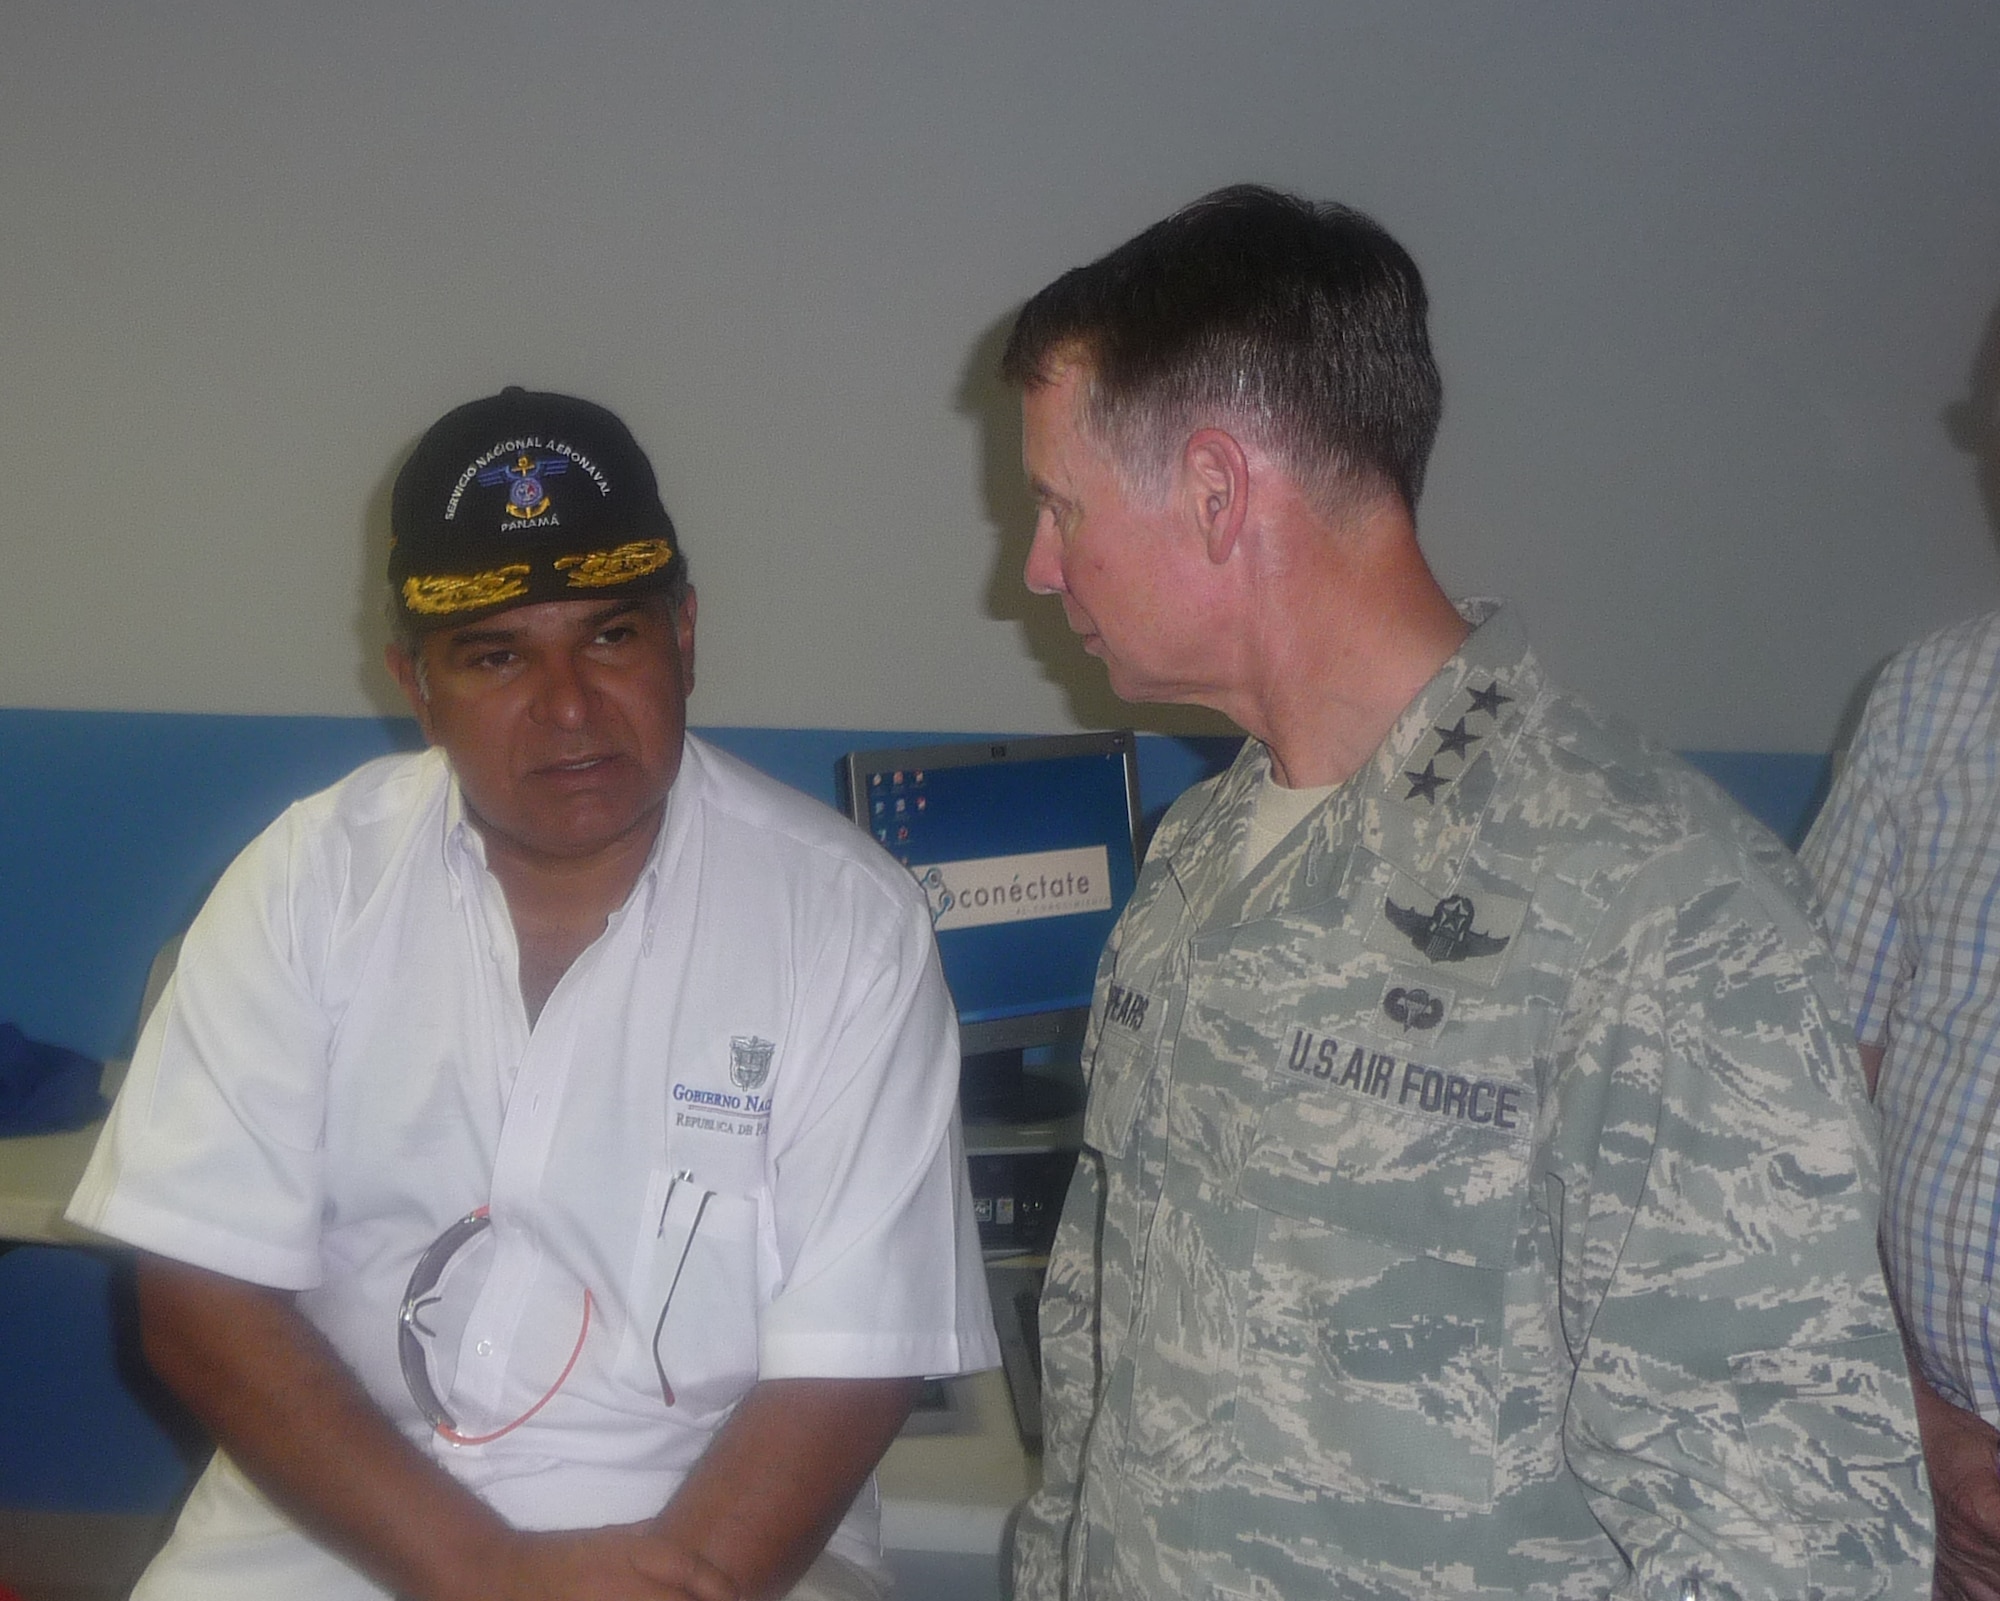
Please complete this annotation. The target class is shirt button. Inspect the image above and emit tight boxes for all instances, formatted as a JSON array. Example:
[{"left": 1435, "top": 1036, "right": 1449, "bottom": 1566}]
[{"left": 477, "top": 1339, "right": 493, "bottom": 1356}]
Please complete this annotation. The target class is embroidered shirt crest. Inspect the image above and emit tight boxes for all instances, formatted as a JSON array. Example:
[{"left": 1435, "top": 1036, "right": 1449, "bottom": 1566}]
[{"left": 729, "top": 1035, "right": 776, "bottom": 1090}]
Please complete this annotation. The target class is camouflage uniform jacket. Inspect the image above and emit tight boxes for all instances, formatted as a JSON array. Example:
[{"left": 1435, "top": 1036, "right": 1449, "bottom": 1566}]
[{"left": 1013, "top": 604, "right": 1930, "bottom": 1601}]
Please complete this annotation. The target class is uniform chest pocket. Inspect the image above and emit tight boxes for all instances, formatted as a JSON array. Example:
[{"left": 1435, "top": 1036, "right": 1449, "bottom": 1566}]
[
  {"left": 615, "top": 1170, "right": 764, "bottom": 1426},
  {"left": 1232, "top": 1080, "right": 1532, "bottom": 1515},
  {"left": 1082, "top": 1029, "right": 1155, "bottom": 1162},
  {"left": 1081, "top": 964, "right": 1172, "bottom": 1163}
]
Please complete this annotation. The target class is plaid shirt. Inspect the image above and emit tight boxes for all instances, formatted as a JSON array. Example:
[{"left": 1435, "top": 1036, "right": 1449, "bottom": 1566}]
[{"left": 1804, "top": 608, "right": 2000, "bottom": 1418}]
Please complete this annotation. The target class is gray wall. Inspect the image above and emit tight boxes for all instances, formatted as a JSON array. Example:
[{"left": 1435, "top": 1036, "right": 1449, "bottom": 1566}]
[{"left": 4, "top": 2, "right": 1998, "bottom": 749}]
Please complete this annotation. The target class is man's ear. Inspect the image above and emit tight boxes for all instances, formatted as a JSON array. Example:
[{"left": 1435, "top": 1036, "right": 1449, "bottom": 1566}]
[
  {"left": 674, "top": 587, "right": 698, "bottom": 695},
  {"left": 1183, "top": 428, "right": 1251, "bottom": 565},
  {"left": 385, "top": 641, "right": 439, "bottom": 744}
]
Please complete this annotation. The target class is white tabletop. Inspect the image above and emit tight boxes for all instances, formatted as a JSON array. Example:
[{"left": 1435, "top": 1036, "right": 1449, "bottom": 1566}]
[
  {"left": 878, "top": 1366, "right": 1038, "bottom": 1555},
  {"left": 0, "top": 1056, "right": 126, "bottom": 1245},
  {"left": 0, "top": 1119, "right": 104, "bottom": 1244}
]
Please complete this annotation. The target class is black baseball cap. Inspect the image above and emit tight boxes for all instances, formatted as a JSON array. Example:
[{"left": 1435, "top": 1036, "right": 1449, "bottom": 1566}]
[{"left": 389, "top": 387, "right": 685, "bottom": 628}]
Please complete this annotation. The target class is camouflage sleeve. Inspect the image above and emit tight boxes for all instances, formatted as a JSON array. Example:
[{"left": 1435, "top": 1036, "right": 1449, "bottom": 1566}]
[
  {"left": 1010, "top": 1143, "right": 1103, "bottom": 1601},
  {"left": 1548, "top": 839, "right": 1931, "bottom": 1599}
]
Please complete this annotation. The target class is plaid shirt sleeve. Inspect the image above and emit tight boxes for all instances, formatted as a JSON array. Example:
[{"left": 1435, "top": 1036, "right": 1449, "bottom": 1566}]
[{"left": 1802, "top": 677, "right": 1913, "bottom": 1049}]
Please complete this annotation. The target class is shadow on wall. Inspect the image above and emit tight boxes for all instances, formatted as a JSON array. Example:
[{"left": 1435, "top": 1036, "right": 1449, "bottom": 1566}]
[
  {"left": 1944, "top": 291, "right": 2000, "bottom": 553},
  {"left": 1818, "top": 286, "right": 2000, "bottom": 778},
  {"left": 352, "top": 425, "right": 429, "bottom": 723},
  {"left": 955, "top": 311, "right": 1237, "bottom": 743}
]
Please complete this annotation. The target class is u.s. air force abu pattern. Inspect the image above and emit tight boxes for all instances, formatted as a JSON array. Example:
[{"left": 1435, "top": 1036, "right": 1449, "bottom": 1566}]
[{"left": 1012, "top": 603, "right": 1930, "bottom": 1600}]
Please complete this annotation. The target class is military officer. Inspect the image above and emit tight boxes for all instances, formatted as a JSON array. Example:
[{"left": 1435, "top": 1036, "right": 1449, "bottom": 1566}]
[{"left": 1003, "top": 185, "right": 1931, "bottom": 1600}]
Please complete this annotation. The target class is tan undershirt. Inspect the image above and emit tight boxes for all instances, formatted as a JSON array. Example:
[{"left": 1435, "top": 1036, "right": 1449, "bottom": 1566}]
[{"left": 1239, "top": 772, "right": 1340, "bottom": 882}]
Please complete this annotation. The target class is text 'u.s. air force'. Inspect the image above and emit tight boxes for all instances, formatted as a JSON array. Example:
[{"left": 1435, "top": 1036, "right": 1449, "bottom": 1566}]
[{"left": 1284, "top": 1026, "right": 1524, "bottom": 1131}]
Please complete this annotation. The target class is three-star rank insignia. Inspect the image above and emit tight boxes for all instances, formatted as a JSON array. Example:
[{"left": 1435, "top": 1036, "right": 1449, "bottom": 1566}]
[{"left": 1401, "top": 680, "right": 1515, "bottom": 807}]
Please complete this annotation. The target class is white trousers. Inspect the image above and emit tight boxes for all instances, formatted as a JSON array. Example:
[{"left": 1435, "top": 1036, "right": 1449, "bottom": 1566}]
[{"left": 787, "top": 1548, "right": 894, "bottom": 1601}]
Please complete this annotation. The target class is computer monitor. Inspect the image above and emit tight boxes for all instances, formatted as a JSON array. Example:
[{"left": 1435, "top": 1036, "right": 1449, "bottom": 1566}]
[{"left": 840, "top": 732, "right": 1143, "bottom": 1111}]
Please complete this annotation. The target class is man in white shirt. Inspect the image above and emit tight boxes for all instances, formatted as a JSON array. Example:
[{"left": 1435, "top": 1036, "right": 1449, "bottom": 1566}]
[{"left": 68, "top": 388, "right": 997, "bottom": 1601}]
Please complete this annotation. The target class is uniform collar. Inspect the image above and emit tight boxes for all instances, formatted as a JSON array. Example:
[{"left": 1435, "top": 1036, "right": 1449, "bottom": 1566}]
[
  {"left": 1351, "top": 598, "right": 1537, "bottom": 890},
  {"left": 1158, "top": 600, "right": 1539, "bottom": 920}
]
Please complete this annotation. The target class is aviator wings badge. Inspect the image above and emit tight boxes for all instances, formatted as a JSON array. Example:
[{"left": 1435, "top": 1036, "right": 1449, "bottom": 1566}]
[{"left": 1383, "top": 893, "right": 1511, "bottom": 964}]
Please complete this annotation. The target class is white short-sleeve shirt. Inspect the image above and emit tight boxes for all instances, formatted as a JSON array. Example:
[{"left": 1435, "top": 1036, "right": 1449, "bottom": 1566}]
[{"left": 69, "top": 735, "right": 998, "bottom": 1598}]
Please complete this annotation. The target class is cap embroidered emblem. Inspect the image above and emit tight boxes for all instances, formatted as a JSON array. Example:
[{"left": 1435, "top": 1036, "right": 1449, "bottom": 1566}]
[
  {"left": 729, "top": 1036, "right": 775, "bottom": 1091},
  {"left": 478, "top": 453, "right": 570, "bottom": 522},
  {"left": 1384, "top": 893, "right": 1511, "bottom": 964}
]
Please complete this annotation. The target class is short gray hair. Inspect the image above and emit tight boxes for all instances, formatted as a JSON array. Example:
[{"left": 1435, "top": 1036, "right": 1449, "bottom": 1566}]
[{"left": 1001, "top": 184, "right": 1442, "bottom": 515}]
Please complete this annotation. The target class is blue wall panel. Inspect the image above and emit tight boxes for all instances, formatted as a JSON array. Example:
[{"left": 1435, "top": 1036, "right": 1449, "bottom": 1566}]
[
  {"left": 1681, "top": 749, "right": 1832, "bottom": 851},
  {"left": 0, "top": 711, "right": 425, "bottom": 1061}
]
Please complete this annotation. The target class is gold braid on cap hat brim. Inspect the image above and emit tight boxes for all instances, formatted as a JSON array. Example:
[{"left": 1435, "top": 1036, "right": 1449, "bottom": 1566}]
[
  {"left": 401, "top": 539, "right": 677, "bottom": 616},
  {"left": 553, "top": 539, "right": 676, "bottom": 589},
  {"left": 402, "top": 565, "right": 532, "bottom": 616}
]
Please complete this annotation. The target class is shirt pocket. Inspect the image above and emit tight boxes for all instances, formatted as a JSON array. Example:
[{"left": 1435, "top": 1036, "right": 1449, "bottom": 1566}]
[
  {"left": 1232, "top": 1073, "right": 1531, "bottom": 1515},
  {"left": 1081, "top": 869, "right": 1184, "bottom": 1163},
  {"left": 1082, "top": 957, "right": 1173, "bottom": 1163},
  {"left": 615, "top": 1168, "right": 764, "bottom": 1426},
  {"left": 1083, "top": 1026, "right": 1155, "bottom": 1160}
]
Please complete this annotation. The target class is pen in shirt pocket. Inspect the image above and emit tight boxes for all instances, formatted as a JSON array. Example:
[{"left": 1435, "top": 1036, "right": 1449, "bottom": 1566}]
[{"left": 652, "top": 1169, "right": 712, "bottom": 1406}]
